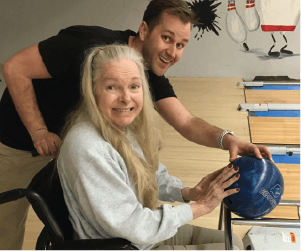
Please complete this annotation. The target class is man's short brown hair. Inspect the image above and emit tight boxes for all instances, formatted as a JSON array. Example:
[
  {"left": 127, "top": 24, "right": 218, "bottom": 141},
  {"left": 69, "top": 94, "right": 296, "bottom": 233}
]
[{"left": 142, "top": 0, "right": 197, "bottom": 32}]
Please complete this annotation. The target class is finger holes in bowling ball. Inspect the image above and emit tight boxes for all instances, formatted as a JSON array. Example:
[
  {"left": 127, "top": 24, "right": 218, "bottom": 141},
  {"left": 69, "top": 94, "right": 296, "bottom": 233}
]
[{"left": 223, "top": 156, "right": 284, "bottom": 219}]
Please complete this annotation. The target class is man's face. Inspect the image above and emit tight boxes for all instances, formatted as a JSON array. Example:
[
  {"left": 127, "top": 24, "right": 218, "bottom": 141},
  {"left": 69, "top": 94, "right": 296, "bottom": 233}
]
[{"left": 141, "top": 11, "right": 191, "bottom": 76}]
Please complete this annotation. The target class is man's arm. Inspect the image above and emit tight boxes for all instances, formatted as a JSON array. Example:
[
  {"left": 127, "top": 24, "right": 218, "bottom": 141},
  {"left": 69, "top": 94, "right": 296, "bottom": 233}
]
[
  {"left": 156, "top": 97, "right": 224, "bottom": 147},
  {"left": 3, "top": 44, "right": 60, "bottom": 156},
  {"left": 156, "top": 97, "right": 272, "bottom": 162}
]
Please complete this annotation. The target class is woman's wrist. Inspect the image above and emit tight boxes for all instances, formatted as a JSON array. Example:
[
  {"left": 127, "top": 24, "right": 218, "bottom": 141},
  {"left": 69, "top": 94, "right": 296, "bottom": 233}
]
[
  {"left": 181, "top": 187, "right": 192, "bottom": 202},
  {"left": 190, "top": 202, "right": 208, "bottom": 220}
]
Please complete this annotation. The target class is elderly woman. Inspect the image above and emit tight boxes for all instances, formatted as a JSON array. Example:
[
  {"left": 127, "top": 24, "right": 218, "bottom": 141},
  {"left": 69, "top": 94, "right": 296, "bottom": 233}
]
[{"left": 57, "top": 45, "right": 243, "bottom": 250}]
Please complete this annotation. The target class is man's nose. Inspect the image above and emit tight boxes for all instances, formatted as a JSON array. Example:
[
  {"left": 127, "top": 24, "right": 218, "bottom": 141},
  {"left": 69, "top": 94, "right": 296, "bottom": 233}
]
[{"left": 166, "top": 44, "right": 176, "bottom": 59}]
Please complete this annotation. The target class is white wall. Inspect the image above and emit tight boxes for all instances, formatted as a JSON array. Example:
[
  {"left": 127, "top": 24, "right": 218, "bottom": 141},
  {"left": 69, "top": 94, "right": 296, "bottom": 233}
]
[{"left": 0, "top": 0, "right": 300, "bottom": 97}]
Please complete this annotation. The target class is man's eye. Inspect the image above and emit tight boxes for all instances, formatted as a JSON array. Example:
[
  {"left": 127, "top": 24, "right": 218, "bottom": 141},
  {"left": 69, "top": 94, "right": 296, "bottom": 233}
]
[
  {"left": 108, "top": 86, "right": 114, "bottom": 90},
  {"left": 177, "top": 43, "right": 184, "bottom": 49},
  {"left": 163, "top": 36, "right": 170, "bottom": 41}
]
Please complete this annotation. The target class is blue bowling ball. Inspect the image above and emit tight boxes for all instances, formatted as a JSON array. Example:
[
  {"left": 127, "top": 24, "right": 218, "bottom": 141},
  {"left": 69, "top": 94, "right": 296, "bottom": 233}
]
[{"left": 223, "top": 155, "right": 284, "bottom": 219}]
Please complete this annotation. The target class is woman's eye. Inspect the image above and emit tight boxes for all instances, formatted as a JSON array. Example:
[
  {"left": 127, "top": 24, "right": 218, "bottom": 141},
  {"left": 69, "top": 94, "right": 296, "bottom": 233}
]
[
  {"left": 106, "top": 85, "right": 118, "bottom": 92},
  {"left": 132, "top": 85, "right": 140, "bottom": 89}
]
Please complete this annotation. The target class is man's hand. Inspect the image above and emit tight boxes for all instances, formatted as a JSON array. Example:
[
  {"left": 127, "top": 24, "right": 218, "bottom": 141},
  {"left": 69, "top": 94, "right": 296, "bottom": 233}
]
[
  {"left": 32, "top": 129, "right": 61, "bottom": 157},
  {"left": 222, "top": 134, "right": 273, "bottom": 163}
]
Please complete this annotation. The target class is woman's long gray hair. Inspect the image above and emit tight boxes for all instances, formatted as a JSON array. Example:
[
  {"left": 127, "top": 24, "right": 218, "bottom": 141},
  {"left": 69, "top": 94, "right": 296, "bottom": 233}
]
[{"left": 60, "top": 44, "right": 162, "bottom": 209}]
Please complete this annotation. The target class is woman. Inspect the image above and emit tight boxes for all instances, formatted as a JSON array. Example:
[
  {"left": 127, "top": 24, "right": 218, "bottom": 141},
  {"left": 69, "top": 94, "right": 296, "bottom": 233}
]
[{"left": 57, "top": 44, "right": 243, "bottom": 250}]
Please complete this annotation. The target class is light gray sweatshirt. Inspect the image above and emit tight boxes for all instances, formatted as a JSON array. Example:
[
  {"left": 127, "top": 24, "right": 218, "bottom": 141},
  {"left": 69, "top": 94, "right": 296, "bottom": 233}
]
[{"left": 57, "top": 121, "right": 193, "bottom": 250}]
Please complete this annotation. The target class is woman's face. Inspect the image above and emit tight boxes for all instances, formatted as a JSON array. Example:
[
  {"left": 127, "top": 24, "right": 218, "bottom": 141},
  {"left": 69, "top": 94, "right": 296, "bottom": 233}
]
[{"left": 95, "top": 59, "right": 143, "bottom": 130}]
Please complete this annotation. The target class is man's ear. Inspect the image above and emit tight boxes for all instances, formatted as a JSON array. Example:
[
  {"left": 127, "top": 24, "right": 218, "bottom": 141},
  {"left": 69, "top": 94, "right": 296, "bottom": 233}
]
[{"left": 138, "top": 21, "right": 149, "bottom": 41}]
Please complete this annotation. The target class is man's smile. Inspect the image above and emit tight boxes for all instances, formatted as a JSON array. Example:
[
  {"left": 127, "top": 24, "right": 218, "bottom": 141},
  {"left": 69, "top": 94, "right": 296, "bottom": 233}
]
[{"left": 159, "top": 56, "right": 171, "bottom": 64}]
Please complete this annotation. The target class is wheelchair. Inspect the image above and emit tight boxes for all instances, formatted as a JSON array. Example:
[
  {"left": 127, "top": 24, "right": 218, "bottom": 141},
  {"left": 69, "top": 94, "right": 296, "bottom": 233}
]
[{"left": 0, "top": 159, "right": 136, "bottom": 250}]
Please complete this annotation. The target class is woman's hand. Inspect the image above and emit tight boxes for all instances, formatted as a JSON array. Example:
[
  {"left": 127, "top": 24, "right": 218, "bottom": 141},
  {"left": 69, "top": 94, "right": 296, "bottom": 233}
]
[{"left": 184, "top": 163, "right": 240, "bottom": 219}]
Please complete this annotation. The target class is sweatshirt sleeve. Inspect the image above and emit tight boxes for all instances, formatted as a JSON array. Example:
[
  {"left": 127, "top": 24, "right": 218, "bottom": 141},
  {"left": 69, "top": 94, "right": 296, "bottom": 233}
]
[
  {"left": 60, "top": 129, "right": 193, "bottom": 246},
  {"left": 156, "top": 162, "right": 188, "bottom": 203}
]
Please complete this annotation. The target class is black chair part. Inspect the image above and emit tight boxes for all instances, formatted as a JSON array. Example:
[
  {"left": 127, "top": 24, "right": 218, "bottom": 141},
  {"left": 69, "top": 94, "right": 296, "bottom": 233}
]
[
  {"left": 0, "top": 188, "right": 27, "bottom": 204},
  {"left": 0, "top": 159, "right": 136, "bottom": 249}
]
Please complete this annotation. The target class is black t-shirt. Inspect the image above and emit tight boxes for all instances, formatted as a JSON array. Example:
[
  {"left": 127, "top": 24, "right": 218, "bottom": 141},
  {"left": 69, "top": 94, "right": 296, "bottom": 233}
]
[{"left": 0, "top": 25, "right": 177, "bottom": 151}]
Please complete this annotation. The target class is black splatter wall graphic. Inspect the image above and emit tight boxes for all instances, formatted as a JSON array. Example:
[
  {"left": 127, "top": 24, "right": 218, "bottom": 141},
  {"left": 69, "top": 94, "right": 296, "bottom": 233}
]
[{"left": 186, "top": 0, "right": 222, "bottom": 40}]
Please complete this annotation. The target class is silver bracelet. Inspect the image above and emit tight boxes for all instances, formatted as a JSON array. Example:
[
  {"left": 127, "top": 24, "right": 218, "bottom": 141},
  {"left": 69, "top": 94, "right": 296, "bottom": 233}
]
[{"left": 218, "top": 131, "right": 235, "bottom": 150}]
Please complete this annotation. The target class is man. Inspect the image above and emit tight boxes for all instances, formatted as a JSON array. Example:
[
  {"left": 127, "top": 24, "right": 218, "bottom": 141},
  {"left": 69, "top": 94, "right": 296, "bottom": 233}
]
[{"left": 1, "top": 0, "right": 272, "bottom": 249}]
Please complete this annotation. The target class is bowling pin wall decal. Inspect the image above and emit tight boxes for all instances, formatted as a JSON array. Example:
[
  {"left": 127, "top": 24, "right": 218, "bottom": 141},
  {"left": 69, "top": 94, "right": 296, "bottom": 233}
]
[
  {"left": 258, "top": 0, "right": 300, "bottom": 32},
  {"left": 245, "top": 0, "right": 260, "bottom": 31},
  {"left": 226, "top": 0, "right": 249, "bottom": 51},
  {"left": 257, "top": 0, "right": 300, "bottom": 57}
]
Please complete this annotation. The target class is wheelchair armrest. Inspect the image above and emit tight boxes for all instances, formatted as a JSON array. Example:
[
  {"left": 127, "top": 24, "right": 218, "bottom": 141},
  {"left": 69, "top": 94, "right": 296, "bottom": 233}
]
[
  {"left": 0, "top": 189, "right": 27, "bottom": 204},
  {"left": 49, "top": 237, "right": 136, "bottom": 250},
  {"left": 25, "top": 189, "right": 65, "bottom": 243}
]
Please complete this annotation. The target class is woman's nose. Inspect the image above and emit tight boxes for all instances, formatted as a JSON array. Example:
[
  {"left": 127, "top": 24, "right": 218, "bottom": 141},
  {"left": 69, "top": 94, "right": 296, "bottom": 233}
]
[{"left": 119, "top": 90, "right": 131, "bottom": 104}]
